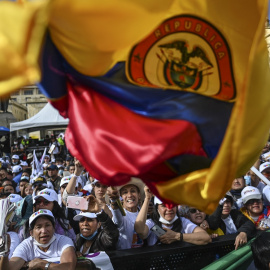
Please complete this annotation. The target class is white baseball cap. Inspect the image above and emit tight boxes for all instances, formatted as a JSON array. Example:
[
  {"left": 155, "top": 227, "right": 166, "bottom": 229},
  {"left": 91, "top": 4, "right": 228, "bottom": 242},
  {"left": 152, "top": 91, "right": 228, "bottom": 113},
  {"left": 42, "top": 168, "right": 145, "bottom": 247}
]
[
  {"left": 12, "top": 165, "right": 22, "bottom": 174},
  {"left": 8, "top": 194, "right": 23, "bottom": 203},
  {"left": 12, "top": 155, "right": 20, "bottom": 160},
  {"left": 33, "top": 188, "right": 58, "bottom": 204},
  {"left": 20, "top": 161, "right": 28, "bottom": 166},
  {"left": 73, "top": 211, "right": 97, "bottom": 221},
  {"left": 154, "top": 196, "right": 163, "bottom": 205},
  {"left": 29, "top": 209, "right": 55, "bottom": 227},
  {"left": 259, "top": 162, "right": 270, "bottom": 173},
  {"left": 60, "top": 176, "right": 72, "bottom": 187},
  {"left": 241, "top": 186, "right": 262, "bottom": 204}
]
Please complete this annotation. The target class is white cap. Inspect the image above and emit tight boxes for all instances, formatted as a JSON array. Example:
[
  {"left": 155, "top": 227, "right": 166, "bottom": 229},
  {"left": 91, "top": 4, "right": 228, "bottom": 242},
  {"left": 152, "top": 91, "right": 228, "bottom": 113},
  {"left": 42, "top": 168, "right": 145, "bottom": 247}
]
[
  {"left": 20, "top": 161, "right": 28, "bottom": 166},
  {"left": 29, "top": 209, "right": 55, "bottom": 227},
  {"left": 259, "top": 162, "right": 270, "bottom": 173},
  {"left": 12, "top": 155, "right": 20, "bottom": 160},
  {"left": 12, "top": 165, "right": 22, "bottom": 174},
  {"left": 60, "top": 176, "right": 72, "bottom": 187},
  {"left": 57, "top": 164, "right": 65, "bottom": 169},
  {"left": 241, "top": 186, "right": 262, "bottom": 204},
  {"left": 73, "top": 211, "right": 97, "bottom": 221},
  {"left": 20, "top": 175, "right": 30, "bottom": 182},
  {"left": 91, "top": 179, "right": 100, "bottom": 186},
  {"left": 33, "top": 188, "right": 58, "bottom": 204},
  {"left": 8, "top": 194, "right": 23, "bottom": 203},
  {"left": 82, "top": 184, "right": 93, "bottom": 193},
  {"left": 154, "top": 196, "right": 163, "bottom": 205}
]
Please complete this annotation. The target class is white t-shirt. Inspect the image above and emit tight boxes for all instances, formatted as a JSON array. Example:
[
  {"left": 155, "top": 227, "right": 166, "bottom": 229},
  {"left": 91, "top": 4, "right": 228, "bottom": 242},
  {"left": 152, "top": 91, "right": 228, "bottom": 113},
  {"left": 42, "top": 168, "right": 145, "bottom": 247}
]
[
  {"left": 222, "top": 215, "right": 237, "bottom": 234},
  {"left": 12, "top": 233, "right": 74, "bottom": 262},
  {"left": 111, "top": 208, "right": 144, "bottom": 250},
  {"left": 145, "top": 217, "right": 197, "bottom": 246},
  {"left": 7, "top": 231, "right": 21, "bottom": 260}
]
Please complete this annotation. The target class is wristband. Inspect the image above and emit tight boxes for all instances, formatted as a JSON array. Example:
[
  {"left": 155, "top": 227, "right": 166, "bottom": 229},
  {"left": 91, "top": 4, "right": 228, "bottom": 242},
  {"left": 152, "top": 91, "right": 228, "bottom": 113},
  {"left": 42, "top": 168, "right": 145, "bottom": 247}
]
[
  {"left": 179, "top": 233, "right": 183, "bottom": 242},
  {"left": 45, "top": 262, "right": 52, "bottom": 270}
]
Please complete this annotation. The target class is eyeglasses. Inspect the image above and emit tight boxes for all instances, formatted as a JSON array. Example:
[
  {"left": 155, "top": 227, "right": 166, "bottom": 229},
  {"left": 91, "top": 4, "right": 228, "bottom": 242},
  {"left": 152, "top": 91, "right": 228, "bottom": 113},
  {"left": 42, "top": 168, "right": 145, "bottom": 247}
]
[
  {"left": 262, "top": 171, "right": 270, "bottom": 175},
  {"left": 35, "top": 199, "right": 50, "bottom": 205},
  {"left": 189, "top": 208, "right": 202, "bottom": 214},
  {"left": 246, "top": 199, "right": 262, "bottom": 205}
]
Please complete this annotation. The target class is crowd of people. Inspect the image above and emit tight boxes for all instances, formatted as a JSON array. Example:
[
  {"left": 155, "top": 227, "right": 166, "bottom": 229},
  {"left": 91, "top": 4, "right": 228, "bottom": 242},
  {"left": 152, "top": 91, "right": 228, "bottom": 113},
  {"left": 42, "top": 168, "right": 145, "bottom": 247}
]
[{"left": 0, "top": 134, "right": 270, "bottom": 269}]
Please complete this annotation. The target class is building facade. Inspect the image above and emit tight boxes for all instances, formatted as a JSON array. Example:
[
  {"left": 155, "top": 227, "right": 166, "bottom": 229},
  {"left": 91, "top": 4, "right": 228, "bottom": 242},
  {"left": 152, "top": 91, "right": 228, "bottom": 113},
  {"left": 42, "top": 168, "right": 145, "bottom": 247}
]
[{"left": 10, "top": 85, "right": 47, "bottom": 119}]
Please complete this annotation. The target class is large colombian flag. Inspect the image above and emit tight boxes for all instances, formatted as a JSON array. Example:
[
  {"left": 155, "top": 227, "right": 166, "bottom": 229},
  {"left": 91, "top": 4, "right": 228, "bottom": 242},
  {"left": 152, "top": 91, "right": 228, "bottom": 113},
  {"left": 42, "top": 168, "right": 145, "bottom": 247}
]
[{"left": 0, "top": 0, "right": 270, "bottom": 213}]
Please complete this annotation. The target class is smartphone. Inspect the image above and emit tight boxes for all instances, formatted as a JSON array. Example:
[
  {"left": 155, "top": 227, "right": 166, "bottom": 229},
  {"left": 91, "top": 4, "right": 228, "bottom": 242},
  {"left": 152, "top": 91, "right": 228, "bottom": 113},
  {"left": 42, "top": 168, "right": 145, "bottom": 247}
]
[
  {"left": 67, "top": 196, "right": 88, "bottom": 210},
  {"left": 151, "top": 224, "right": 166, "bottom": 237}
]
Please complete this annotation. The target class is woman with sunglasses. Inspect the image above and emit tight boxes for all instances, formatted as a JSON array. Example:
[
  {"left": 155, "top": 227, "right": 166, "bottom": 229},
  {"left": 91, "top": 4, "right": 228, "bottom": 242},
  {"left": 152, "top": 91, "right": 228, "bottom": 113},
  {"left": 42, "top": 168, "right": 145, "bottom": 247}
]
[
  {"left": 16, "top": 188, "right": 76, "bottom": 242},
  {"left": 240, "top": 186, "right": 270, "bottom": 230},
  {"left": 135, "top": 186, "right": 211, "bottom": 246},
  {"left": 32, "top": 188, "right": 76, "bottom": 241},
  {"left": 186, "top": 207, "right": 224, "bottom": 238}
]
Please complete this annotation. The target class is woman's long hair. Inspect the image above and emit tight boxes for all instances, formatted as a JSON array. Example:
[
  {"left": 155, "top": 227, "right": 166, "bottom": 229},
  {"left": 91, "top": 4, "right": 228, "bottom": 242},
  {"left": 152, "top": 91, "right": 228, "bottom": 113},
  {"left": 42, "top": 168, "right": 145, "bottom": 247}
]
[
  {"left": 51, "top": 201, "right": 69, "bottom": 232},
  {"left": 151, "top": 204, "right": 182, "bottom": 233},
  {"left": 32, "top": 201, "right": 69, "bottom": 232}
]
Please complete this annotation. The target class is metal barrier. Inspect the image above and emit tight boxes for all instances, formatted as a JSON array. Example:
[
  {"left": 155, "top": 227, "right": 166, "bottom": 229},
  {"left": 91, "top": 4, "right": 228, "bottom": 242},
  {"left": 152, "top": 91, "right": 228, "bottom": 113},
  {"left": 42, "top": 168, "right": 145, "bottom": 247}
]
[{"left": 107, "top": 234, "right": 238, "bottom": 270}]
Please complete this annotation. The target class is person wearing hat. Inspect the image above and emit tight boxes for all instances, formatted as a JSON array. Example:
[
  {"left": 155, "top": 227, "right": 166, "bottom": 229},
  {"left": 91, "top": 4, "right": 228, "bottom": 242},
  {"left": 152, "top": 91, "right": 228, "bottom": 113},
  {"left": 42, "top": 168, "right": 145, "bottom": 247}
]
[
  {"left": 32, "top": 175, "right": 54, "bottom": 194},
  {"left": 230, "top": 176, "right": 246, "bottom": 209},
  {"left": 74, "top": 195, "right": 119, "bottom": 256},
  {"left": 47, "top": 164, "right": 62, "bottom": 192},
  {"left": 43, "top": 154, "right": 51, "bottom": 166},
  {"left": 58, "top": 176, "right": 81, "bottom": 234},
  {"left": 18, "top": 175, "right": 30, "bottom": 196},
  {"left": 106, "top": 177, "right": 146, "bottom": 249},
  {"left": 135, "top": 186, "right": 211, "bottom": 247},
  {"left": 12, "top": 165, "right": 23, "bottom": 184},
  {"left": 240, "top": 186, "right": 270, "bottom": 230},
  {"left": 49, "top": 134, "right": 62, "bottom": 159},
  {"left": 11, "top": 138, "right": 24, "bottom": 158},
  {"left": 207, "top": 192, "right": 256, "bottom": 249},
  {"left": 32, "top": 188, "right": 76, "bottom": 242},
  {"left": 0, "top": 209, "right": 76, "bottom": 270},
  {"left": 11, "top": 155, "right": 20, "bottom": 166}
]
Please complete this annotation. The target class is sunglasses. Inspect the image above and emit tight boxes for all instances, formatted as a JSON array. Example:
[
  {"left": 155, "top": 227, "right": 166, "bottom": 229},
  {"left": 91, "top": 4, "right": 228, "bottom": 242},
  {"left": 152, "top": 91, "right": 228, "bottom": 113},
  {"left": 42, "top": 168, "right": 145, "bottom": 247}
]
[
  {"left": 35, "top": 199, "right": 51, "bottom": 205},
  {"left": 189, "top": 208, "right": 202, "bottom": 214},
  {"left": 246, "top": 199, "right": 262, "bottom": 205},
  {"left": 262, "top": 171, "right": 270, "bottom": 175}
]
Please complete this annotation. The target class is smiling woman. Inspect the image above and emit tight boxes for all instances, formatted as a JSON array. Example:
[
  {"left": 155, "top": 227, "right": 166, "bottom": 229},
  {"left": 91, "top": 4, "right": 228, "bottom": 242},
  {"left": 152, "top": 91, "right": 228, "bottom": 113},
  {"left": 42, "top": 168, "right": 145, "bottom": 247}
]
[
  {"left": 134, "top": 187, "right": 211, "bottom": 247},
  {"left": 1, "top": 210, "right": 77, "bottom": 270},
  {"left": 107, "top": 178, "right": 146, "bottom": 249}
]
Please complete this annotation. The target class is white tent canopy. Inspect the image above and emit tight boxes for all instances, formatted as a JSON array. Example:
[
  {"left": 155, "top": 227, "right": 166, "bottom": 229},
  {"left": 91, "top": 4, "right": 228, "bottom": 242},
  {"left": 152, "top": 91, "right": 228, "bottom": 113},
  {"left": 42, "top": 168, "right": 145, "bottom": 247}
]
[{"left": 10, "top": 103, "right": 69, "bottom": 132}]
